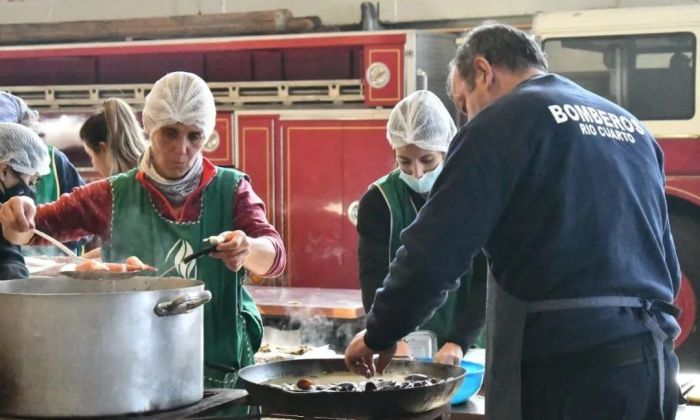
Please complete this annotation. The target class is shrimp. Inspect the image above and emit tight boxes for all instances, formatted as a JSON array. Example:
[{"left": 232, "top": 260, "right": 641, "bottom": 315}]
[
  {"left": 75, "top": 259, "right": 110, "bottom": 272},
  {"left": 75, "top": 256, "right": 156, "bottom": 273},
  {"left": 124, "top": 256, "right": 157, "bottom": 272}
]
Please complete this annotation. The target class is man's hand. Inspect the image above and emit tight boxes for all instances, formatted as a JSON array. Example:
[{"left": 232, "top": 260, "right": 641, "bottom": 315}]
[
  {"left": 0, "top": 196, "right": 36, "bottom": 245},
  {"left": 433, "top": 342, "right": 463, "bottom": 365},
  {"left": 210, "top": 230, "right": 250, "bottom": 272},
  {"left": 344, "top": 330, "right": 396, "bottom": 378}
]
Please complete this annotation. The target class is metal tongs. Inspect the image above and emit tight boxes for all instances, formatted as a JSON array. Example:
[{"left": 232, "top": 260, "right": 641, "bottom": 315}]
[
  {"left": 680, "top": 380, "right": 697, "bottom": 404},
  {"left": 33, "top": 229, "right": 86, "bottom": 261}
]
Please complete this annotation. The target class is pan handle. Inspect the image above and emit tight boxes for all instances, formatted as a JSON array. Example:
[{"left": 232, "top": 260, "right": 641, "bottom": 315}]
[{"left": 154, "top": 290, "right": 212, "bottom": 317}]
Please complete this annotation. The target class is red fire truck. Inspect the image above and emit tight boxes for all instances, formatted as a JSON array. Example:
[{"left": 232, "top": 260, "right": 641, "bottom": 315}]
[{"left": 534, "top": 5, "right": 700, "bottom": 369}]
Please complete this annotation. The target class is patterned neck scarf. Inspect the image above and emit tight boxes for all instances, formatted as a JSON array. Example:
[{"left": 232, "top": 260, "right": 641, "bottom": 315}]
[{"left": 138, "top": 147, "right": 203, "bottom": 206}]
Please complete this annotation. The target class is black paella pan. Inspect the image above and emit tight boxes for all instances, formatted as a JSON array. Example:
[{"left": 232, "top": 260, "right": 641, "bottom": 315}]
[{"left": 237, "top": 358, "right": 466, "bottom": 417}]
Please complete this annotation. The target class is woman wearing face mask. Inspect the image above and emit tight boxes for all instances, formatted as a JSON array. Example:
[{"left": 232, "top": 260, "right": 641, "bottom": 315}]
[
  {"left": 0, "top": 122, "right": 49, "bottom": 279},
  {"left": 356, "top": 90, "right": 486, "bottom": 365},
  {"left": 0, "top": 91, "right": 87, "bottom": 258},
  {"left": 79, "top": 97, "right": 146, "bottom": 178}
]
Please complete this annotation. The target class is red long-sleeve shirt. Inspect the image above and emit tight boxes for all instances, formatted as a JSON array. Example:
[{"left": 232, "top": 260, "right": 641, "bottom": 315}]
[{"left": 33, "top": 159, "right": 286, "bottom": 277}]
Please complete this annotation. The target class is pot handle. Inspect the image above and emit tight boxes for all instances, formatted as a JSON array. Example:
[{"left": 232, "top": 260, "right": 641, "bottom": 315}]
[{"left": 154, "top": 290, "right": 212, "bottom": 317}]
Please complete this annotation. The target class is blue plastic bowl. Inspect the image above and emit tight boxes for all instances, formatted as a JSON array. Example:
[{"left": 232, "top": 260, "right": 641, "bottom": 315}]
[
  {"left": 450, "top": 360, "right": 485, "bottom": 405},
  {"left": 416, "top": 358, "right": 485, "bottom": 405}
]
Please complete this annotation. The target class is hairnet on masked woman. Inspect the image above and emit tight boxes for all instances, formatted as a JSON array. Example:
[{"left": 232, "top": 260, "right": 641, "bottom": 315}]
[
  {"left": 141, "top": 72, "right": 216, "bottom": 139},
  {"left": 0, "top": 123, "right": 50, "bottom": 176},
  {"left": 386, "top": 90, "right": 457, "bottom": 152}
]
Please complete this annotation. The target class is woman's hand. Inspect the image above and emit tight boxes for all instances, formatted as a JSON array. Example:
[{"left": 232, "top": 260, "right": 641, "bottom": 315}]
[
  {"left": 0, "top": 196, "right": 37, "bottom": 245},
  {"left": 433, "top": 342, "right": 463, "bottom": 365},
  {"left": 210, "top": 230, "right": 250, "bottom": 272}
]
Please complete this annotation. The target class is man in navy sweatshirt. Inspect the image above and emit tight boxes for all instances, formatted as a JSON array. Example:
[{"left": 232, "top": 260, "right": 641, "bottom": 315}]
[{"left": 345, "top": 22, "right": 680, "bottom": 420}]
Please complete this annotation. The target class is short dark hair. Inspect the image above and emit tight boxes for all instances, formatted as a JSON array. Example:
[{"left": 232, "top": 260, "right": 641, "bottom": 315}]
[{"left": 450, "top": 22, "right": 548, "bottom": 89}]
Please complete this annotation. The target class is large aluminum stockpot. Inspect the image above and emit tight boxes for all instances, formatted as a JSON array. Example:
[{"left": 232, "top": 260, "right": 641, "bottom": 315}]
[{"left": 0, "top": 276, "right": 211, "bottom": 417}]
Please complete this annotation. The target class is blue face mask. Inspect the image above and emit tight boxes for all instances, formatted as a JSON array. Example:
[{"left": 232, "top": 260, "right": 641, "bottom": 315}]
[{"left": 399, "top": 163, "right": 444, "bottom": 194}]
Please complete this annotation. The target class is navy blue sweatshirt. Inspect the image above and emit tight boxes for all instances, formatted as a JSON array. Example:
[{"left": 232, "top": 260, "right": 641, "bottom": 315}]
[{"left": 364, "top": 74, "right": 680, "bottom": 358}]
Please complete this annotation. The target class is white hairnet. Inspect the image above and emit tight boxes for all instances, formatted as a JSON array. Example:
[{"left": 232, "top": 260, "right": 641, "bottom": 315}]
[
  {"left": 142, "top": 72, "right": 216, "bottom": 138},
  {"left": 0, "top": 123, "right": 50, "bottom": 176},
  {"left": 386, "top": 90, "right": 457, "bottom": 152}
]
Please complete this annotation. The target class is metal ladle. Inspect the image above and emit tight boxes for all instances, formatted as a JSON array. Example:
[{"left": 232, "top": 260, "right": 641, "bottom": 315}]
[{"left": 33, "top": 229, "right": 87, "bottom": 261}]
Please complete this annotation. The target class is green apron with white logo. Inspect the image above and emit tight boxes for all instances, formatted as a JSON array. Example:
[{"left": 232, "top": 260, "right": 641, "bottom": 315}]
[
  {"left": 104, "top": 167, "right": 263, "bottom": 388},
  {"left": 373, "top": 169, "right": 483, "bottom": 348}
]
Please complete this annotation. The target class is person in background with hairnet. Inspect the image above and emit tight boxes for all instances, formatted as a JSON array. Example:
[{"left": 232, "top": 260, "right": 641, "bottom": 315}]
[
  {"left": 0, "top": 92, "right": 84, "bottom": 205},
  {"left": 357, "top": 90, "right": 486, "bottom": 365},
  {"left": 0, "top": 72, "right": 286, "bottom": 387},
  {"left": 0, "top": 123, "right": 49, "bottom": 279}
]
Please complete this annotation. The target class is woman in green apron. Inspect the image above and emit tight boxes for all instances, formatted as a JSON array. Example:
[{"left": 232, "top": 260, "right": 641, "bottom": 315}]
[
  {"left": 357, "top": 90, "right": 486, "bottom": 365},
  {"left": 0, "top": 72, "right": 286, "bottom": 388},
  {"left": 77, "top": 97, "right": 147, "bottom": 259}
]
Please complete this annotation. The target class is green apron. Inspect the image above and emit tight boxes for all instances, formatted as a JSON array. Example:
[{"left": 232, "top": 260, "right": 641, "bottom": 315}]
[
  {"left": 35, "top": 145, "right": 59, "bottom": 205},
  {"left": 373, "top": 169, "right": 483, "bottom": 348},
  {"left": 104, "top": 167, "right": 264, "bottom": 388}
]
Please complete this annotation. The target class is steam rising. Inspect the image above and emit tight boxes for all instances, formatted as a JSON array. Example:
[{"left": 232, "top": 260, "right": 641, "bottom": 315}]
[
  {"left": 263, "top": 304, "right": 358, "bottom": 353},
  {"left": 37, "top": 115, "right": 85, "bottom": 149}
]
